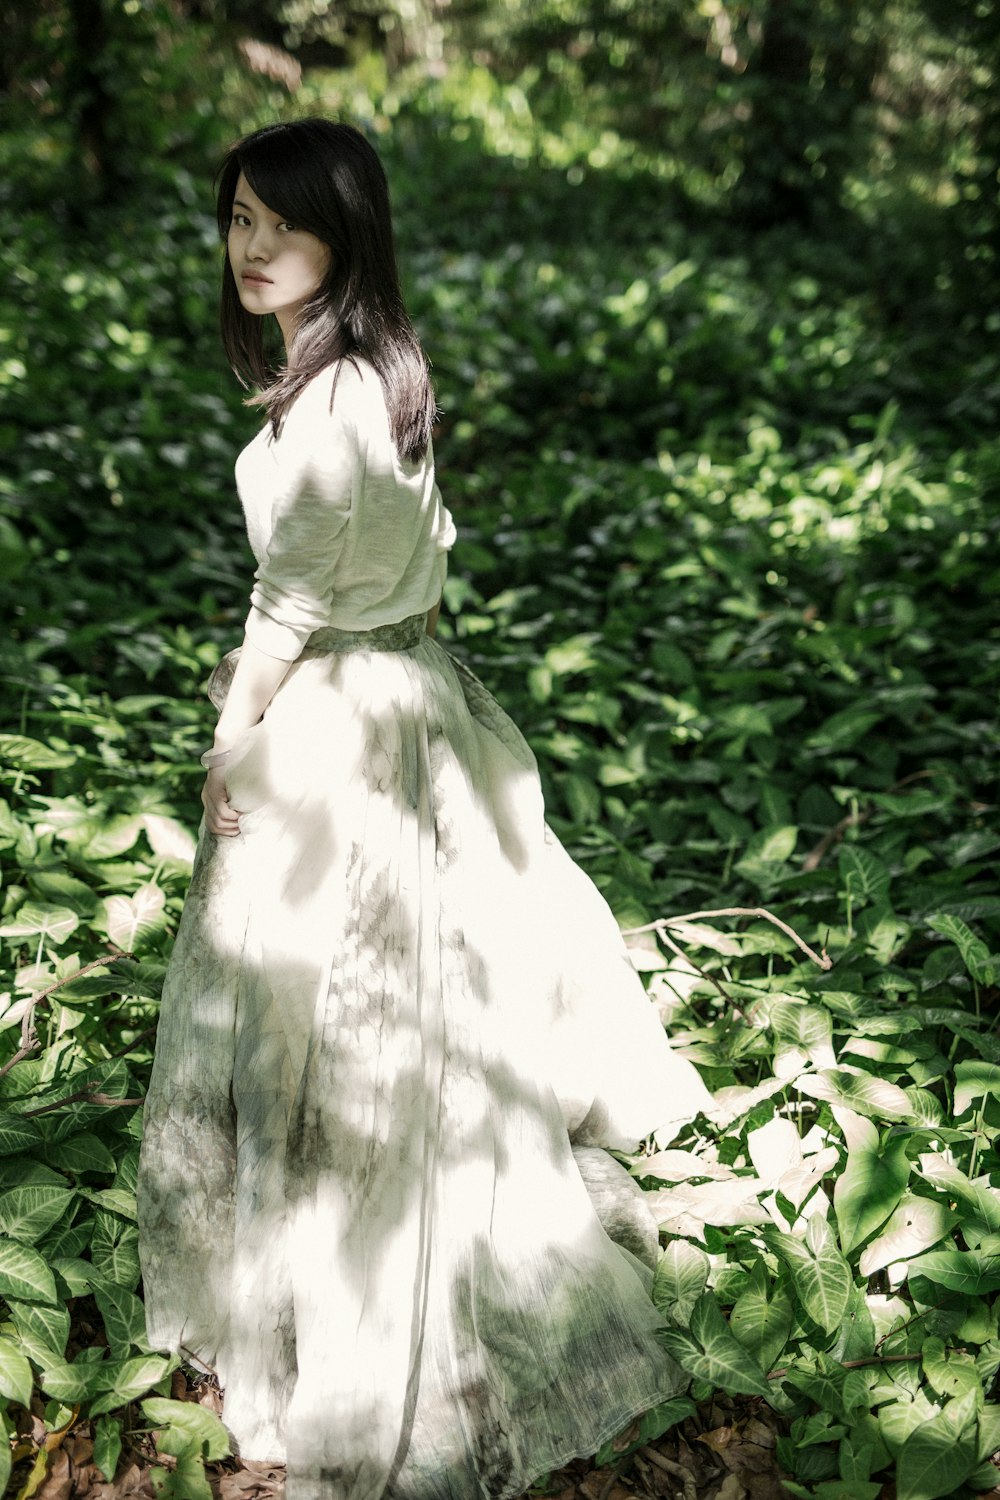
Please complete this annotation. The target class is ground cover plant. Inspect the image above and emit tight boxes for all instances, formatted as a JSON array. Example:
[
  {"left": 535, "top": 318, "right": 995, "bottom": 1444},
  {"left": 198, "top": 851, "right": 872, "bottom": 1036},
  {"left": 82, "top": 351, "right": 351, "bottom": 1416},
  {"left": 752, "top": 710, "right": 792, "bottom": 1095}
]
[{"left": 0, "top": 33, "right": 999, "bottom": 1500}]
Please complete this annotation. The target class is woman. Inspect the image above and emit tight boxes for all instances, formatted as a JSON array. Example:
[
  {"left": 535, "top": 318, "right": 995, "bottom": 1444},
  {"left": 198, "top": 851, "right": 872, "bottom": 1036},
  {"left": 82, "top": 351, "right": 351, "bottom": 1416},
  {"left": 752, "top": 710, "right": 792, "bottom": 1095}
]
[{"left": 137, "top": 118, "right": 712, "bottom": 1500}]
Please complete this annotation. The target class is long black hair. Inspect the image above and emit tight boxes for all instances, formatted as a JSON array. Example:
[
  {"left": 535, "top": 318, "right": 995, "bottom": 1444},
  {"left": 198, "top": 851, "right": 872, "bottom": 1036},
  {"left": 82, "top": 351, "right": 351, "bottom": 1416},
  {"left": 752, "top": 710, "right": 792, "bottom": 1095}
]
[{"left": 216, "top": 119, "right": 435, "bottom": 462}]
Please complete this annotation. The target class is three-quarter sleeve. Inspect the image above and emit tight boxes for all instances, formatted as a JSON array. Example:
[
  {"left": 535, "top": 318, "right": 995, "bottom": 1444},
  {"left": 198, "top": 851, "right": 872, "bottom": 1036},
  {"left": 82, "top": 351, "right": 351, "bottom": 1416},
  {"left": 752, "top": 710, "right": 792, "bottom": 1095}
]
[
  {"left": 434, "top": 492, "right": 457, "bottom": 594},
  {"left": 244, "top": 374, "right": 356, "bottom": 662}
]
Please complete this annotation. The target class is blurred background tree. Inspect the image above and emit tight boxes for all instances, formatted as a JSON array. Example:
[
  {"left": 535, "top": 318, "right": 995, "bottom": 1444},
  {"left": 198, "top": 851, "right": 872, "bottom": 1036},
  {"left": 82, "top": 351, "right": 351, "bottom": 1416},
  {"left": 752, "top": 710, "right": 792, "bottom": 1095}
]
[{"left": 3, "top": 0, "right": 996, "bottom": 250}]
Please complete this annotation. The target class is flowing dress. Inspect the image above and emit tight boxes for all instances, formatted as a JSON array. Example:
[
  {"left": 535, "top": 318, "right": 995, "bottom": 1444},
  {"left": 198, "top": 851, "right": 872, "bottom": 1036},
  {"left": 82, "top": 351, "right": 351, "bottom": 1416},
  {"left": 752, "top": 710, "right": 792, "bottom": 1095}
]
[{"left": 136, "top": 359, "right": 713, "bottom": 1500}]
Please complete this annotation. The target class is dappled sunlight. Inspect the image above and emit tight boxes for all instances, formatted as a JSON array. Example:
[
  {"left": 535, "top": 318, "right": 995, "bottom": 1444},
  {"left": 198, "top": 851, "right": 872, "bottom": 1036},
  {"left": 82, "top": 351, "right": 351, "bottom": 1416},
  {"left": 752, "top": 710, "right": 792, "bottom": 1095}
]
[{"left": 136, "top": 623, "right": 706, "bottom": 1492}]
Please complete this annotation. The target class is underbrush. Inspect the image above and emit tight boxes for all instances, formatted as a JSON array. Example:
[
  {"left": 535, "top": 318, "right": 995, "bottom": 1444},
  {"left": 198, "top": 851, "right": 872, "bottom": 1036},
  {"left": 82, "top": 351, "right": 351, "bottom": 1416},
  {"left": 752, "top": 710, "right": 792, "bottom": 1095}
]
[{"left": 0, "top": 56, "right": 998, "bottom": 1500}]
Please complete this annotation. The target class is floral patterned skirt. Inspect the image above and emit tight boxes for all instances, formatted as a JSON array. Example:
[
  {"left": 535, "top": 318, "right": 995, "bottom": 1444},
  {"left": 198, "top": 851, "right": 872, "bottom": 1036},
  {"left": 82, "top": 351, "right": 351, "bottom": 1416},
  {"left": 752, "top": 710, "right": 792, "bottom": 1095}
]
[{"left": 136, "top": 623, "right": 712, "bottom": 1500}]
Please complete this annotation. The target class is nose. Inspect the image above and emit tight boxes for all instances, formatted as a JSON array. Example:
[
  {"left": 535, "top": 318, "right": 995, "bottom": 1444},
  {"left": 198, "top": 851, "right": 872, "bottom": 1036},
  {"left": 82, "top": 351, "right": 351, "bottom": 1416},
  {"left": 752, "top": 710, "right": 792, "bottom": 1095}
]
[{"left": 246, "top": 225, "right": 271, "bottom": 262}]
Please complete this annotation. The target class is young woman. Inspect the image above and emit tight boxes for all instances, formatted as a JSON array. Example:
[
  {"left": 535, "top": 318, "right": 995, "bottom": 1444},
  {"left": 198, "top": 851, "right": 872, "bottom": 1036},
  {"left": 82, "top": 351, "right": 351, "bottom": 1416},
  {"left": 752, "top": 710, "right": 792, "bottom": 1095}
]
[{"left": 137, "top": 118, "right": 712, "bottom": 1500}]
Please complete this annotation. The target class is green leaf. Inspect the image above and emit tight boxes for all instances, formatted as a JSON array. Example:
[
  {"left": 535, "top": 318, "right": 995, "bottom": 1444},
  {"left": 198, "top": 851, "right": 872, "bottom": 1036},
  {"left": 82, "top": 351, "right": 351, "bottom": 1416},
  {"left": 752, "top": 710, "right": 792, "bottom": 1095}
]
[
  {"left": 928, "top": 915, "right": 998, "bottom": 986},
  {"left": 6, "top": 1298, "right": 70, "bottom": 1363},
  {"left": 89, "top": 1354, "right": 174, "bottom": 1416},
  {"left": 0, "top": 1183, "right": 74, "bottom": 1244},
  {"left": 858, "top": 1193, "right": 956, "bottom": 1277},
  {"left": 149, "top": 1451, "right": 213, "bottom": 1500},
  {"left": 652, "top": 1240, "right": 710, "bottom": 1323},
  {"left": 797, "top": 1069, "right": 914, "bottom": 1122},
  {"left": 814, "top": 1485, "right": 881, "bottom": 1500},
  {"left": 953, "top": 1060, "right": 1000, "bottom": 1117},
  {"left": 977, "top": 1404, "right": 1000, "bottom": 1462},
  {"left": 0, "top": 1333, "right": 33, "bottom": 1406},
  {"left": 0, "top": 902, "right": 79, "bottom": 944},
  {"left": 50, "top": 1255, "right": 96, "bottom": 1296},
  {"left": 658, "top": 1292, "right": 771, "bottom": 1398},
  {"left": 79, "top": 1187, "right": 138, "bottom": 1221},
  {"left": 907, "top": 1250, "right": 1000, "bottom": 1296},
  {"left": 922, "top": 1337, "right": 983, "bottom": 1401},
  {"left": 0, "top": 1240, "right": 58, "bottom": 1304},
  {"left": 806, "top": 708, "right": 882, "bottom": 753},
  {"left": 0, "top": 1117, "right": 43, "bottom": 1156},
  {"left": 735, "top": 825, "right": 798, "bottom": 886},
  {"left": 141, "top": 813, "right": 196, "bottom": 863},
  {"left": 94, "top": 1279, "right": 149, "bottom": 1357},
  {"left": 0, "top": 734, "right": 76, "bottom": 769},
  {"left": 833, "top": 1113, "right": 909, "bottom": 1255},
  {"left": 768, "top": 1214, "right": 853, "bottom": 1334},
  {"left": 0, "top": 1408, "right": 11, "bottom": 1493},
  {"left": 80, "top": 814, "right": 144, "bottom": 860},
  {"left": 40, "top": 1358, "right": 103, "bottom": 1403},
  {"left": 141, "top": 1397, "right": 232, "bottom": 1461},
  {"left": 594, "top": 1397, "right": 695, "bottom": 1466},
  {"left": 729, "top": 1261, "right": 794, "bottom": 1372},
  {"left": 90, "top": 1213, "right": 141, "bottom": 1288},
  {"left": 769, "top": 1000, "right": 834, "bottom": 1066},
  {"left": 839, "top": 846, "right": 891, "bottom": 905},
  {"left": 896, "top": 1389, "right": 980, "bottom": 1500},
  {"left": 915, "top": 1157, "right": 1000, "bottom": 1234},
  {"left": 36, "top": 1132, "right": 118, "bottom": 1176},
  {"left": 93, "top": 1413, "right": 123, "bottom": 1483},
  {"left": 96, "top": 884, "right": 166, "bottom": 950}
]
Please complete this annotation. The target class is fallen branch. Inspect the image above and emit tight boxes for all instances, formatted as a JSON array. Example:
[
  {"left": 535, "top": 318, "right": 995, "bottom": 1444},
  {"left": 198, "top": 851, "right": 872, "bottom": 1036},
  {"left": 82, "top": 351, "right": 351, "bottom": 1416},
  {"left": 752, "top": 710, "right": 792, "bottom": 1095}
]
[
  {"left": 637, "top": 1446, "right": 696, "bottom": 1500},
  {"left": 623, "top": 907, "right": 832, "bottom": 971}
]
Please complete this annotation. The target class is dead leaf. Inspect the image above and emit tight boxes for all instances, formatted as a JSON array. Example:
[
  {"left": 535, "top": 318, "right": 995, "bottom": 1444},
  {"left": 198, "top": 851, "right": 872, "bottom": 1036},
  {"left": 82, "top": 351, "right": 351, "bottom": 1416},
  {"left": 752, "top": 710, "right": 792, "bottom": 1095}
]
[
  {"left": 698, "top": 1428, "right": 736, "bottom": 1455},
  {"left": 711, "top": 1476, "right": 746, "bottom": 1500},
  {"left": 34, "top": 1449, "right": 73, "bottom": 1500}
]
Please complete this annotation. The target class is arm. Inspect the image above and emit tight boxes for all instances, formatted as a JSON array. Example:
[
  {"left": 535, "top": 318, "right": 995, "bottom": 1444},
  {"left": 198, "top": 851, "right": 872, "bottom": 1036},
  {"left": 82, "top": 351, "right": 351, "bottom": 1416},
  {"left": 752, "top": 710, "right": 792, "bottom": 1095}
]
[
  {"left": 204, "top": 369, "right": 356, "bottom": 836},
  {"left": 425, "top": 598, "right": 441, "bottom": 640},
  {"left": 202, "top": 640, "right": 292, "bottom": 836}
]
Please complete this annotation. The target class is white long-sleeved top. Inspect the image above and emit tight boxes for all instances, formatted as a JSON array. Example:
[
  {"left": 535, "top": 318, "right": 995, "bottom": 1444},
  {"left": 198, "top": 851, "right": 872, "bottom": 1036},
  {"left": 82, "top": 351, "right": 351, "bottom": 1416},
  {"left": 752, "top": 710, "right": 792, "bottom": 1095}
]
[{"left": 234, "top": 357, "right": 456, "bottom": 661}]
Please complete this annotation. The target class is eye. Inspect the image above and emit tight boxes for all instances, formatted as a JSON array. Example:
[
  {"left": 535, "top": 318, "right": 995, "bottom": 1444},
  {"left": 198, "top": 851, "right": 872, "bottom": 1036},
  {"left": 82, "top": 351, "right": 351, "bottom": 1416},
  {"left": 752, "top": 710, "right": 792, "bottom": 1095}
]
[
  {"left": 278, "top": 222, "right": 297, "bottom": 233},
  {"left": 231, "top": 213, "right": 251, "bottom": 229}
]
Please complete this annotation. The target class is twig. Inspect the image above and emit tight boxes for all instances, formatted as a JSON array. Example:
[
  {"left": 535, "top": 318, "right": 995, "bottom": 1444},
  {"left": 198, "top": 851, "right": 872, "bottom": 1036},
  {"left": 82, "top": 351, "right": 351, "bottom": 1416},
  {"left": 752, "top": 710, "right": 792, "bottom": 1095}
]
[
  {"left": 0, "top": 951, "right": 136, "bottom": 1080},
  {"left": 656, "top": 926, "right": 731, "bottom": 1003},
  {"left": 599, "top": 1455, "right": 631, "bottom": 1500},
  {"left": 768, "top": 1352, "right": 920, "bottom": 1380},
  {"left": 802, "top": 769, "right": 939, "bottom": 872},
  {"left": 24, "top": 1084, "right": 144, "bottom": 1118},
  {"left": 0, "top": 1039, "right": 38, "bottom": 1081},
  {"left": 623, "top": 908, "right": 832, "bottom": 971},
  {"left": 802, "top": 810, "right": 866, "bottom": 873},
  {"left": 637, "top": 1447, "right": 696, "bottom": 1500},
  {"left": 31, "top": 950, "right": 136, "bottom": 1007}
]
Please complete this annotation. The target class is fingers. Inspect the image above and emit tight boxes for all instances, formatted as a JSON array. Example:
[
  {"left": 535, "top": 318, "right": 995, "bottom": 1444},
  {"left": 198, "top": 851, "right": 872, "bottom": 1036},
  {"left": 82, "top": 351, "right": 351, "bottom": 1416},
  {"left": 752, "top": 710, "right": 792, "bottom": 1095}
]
[{"left": 201, "top": 776, "right": 243, "bottom": 838}]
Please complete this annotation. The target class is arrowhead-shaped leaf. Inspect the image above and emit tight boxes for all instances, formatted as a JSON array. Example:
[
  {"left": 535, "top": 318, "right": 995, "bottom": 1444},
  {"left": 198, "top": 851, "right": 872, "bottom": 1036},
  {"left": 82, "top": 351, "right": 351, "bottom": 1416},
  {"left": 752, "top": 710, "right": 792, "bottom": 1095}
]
[{"left": 658, "top": 1292, "right": 771, "bottom": 1398}]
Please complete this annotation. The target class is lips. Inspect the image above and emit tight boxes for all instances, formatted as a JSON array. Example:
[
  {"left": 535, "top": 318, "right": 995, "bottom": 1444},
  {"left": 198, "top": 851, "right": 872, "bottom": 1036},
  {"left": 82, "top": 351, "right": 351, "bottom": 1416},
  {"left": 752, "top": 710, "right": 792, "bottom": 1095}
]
[{"left": 241, "top": 271, "right": 273, "bottom": 285}]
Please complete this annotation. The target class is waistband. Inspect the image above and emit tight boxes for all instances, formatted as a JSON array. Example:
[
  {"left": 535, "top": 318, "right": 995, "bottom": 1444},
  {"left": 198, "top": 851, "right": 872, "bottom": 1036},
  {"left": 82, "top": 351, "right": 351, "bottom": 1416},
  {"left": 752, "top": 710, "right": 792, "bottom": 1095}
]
[{"left": 300, "top": 612, "right": 428, "bottom": 656}]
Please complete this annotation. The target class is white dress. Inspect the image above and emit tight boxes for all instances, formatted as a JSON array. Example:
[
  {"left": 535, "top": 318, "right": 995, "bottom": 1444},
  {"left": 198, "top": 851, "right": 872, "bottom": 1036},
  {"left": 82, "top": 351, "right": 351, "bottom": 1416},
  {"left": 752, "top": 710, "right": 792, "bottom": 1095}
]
[{"left": 136, "top": 360, "right": 712, "bottom": 1500}]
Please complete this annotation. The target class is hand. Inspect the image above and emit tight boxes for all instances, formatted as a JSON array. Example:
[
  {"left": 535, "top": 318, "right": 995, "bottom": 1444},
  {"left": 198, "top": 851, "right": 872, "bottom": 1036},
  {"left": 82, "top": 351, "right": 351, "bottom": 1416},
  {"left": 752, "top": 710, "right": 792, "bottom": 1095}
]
[{"left": 202, "top": 765, "right": 242, "bottom": 837}]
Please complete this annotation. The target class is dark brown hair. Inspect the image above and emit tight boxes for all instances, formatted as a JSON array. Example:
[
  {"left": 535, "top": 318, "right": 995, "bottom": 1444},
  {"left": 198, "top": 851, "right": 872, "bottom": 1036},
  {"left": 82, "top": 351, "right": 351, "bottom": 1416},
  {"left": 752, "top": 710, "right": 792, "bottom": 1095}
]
[{"left": 216, "top": 119, "right": 435, "bottom": 462}]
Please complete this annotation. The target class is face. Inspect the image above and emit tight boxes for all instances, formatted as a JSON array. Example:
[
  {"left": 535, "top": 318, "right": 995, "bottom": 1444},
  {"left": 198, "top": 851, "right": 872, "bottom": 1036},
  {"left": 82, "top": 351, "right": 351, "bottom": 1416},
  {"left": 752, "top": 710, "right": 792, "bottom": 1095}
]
[{"left": 227, "top": 171, "right": 333, "bottom": 333}]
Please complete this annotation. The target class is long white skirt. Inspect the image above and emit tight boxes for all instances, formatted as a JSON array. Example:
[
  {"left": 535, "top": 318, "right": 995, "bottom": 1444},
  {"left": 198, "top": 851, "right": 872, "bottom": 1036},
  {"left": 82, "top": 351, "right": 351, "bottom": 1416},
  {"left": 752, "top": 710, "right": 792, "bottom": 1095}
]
[{"left": 137, "top": 619, "right": 712, "bottom": 1500}]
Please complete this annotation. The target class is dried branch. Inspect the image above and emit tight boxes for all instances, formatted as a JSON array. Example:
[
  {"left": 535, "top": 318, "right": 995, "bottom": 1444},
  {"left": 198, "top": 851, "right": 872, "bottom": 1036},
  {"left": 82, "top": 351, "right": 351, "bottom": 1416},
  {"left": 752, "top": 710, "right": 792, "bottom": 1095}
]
[
  {"left": 802, "top": 768, "right": 939, "bottom": 871},
  {"left": 768, "top": 1352, "right": 920, "bottom": 1380},
  {"left": 24, "top": 1084, "right": 143, "bottom": 1118},
  {"left": 637, "top": 1447, "right": 696, "bottom": 1500},
  {"left": 655, "top": 925, "right": 731, "bottom": 1003},
  {"left": 0, "top": 951, "right": 136, "bottom": 1081},
  {"left": 623, "top": 907, "right": 832, "bottom": 971}
]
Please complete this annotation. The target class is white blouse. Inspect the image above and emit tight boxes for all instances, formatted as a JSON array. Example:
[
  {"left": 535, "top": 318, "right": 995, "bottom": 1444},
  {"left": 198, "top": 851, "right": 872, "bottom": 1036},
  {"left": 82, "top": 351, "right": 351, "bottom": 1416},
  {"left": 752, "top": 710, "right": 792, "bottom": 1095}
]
[{"left": 234, "top": 357, "right": 456, "bottom": 661}]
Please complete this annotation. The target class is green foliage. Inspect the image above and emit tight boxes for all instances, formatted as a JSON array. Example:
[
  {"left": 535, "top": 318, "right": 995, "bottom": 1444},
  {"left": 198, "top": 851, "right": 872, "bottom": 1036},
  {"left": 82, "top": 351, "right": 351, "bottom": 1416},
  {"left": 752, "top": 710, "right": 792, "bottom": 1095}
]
[{"left": 0, "top": 13, "right": 998, "bottom": 1497}]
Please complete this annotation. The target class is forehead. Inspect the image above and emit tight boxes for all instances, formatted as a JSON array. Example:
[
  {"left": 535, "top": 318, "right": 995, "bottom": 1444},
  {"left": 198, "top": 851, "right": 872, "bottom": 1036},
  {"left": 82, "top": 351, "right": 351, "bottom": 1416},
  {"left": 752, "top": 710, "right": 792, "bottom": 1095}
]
[{"left": 233, "top": 171, "right": 280, "bottom": 218}]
